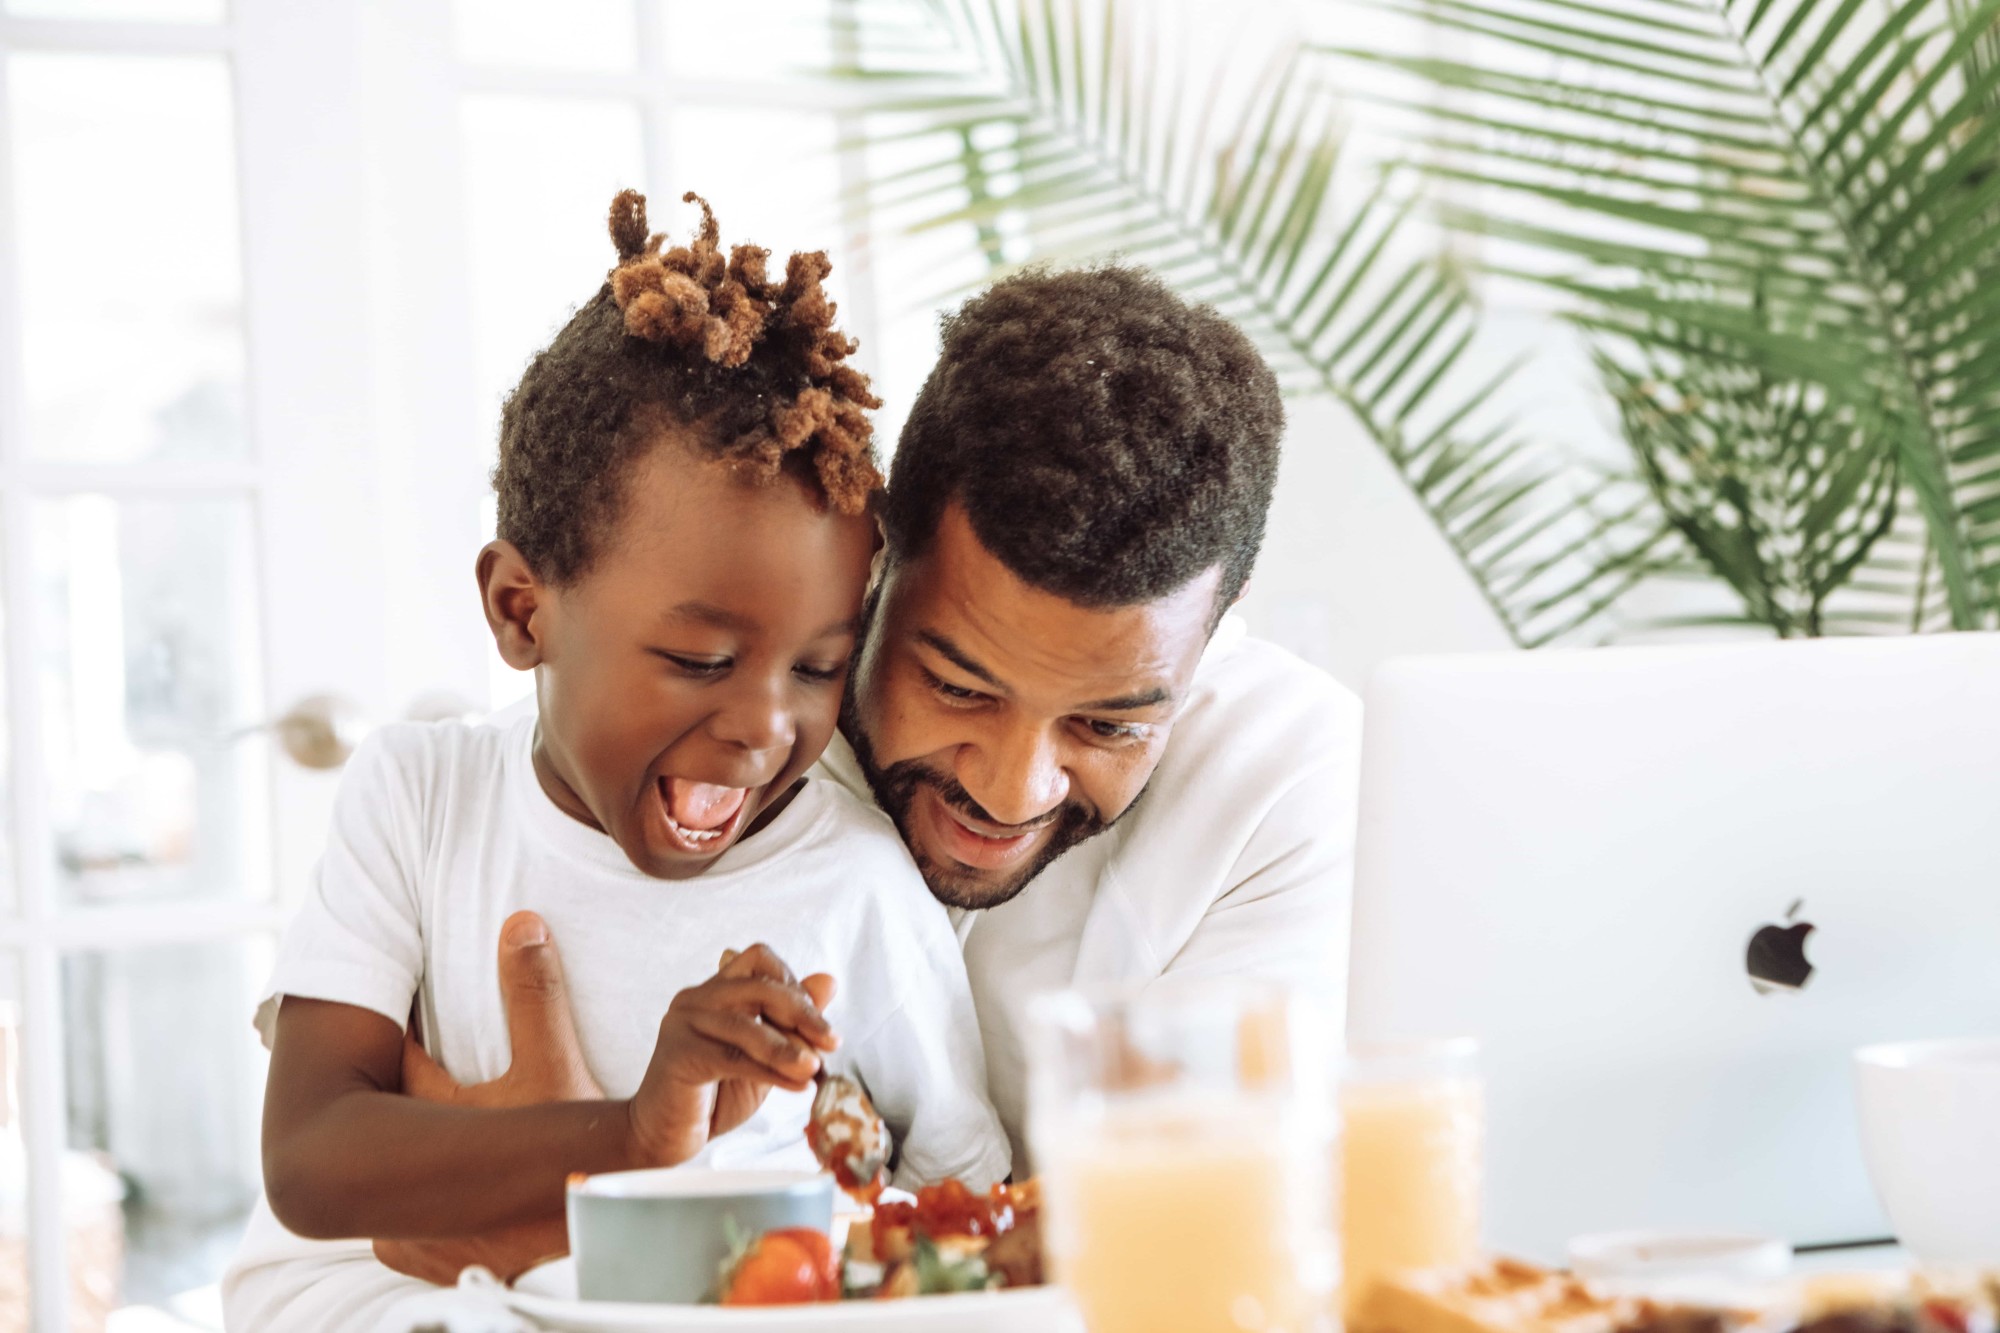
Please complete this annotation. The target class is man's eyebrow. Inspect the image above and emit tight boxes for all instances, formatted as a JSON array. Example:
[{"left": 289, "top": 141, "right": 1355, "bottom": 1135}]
[
  {"left": 1078, "top": 687, "right": 1173, "bottom": 713},
  {"left": 917, "top": 629, "right": 1002, "bottom": 687}
]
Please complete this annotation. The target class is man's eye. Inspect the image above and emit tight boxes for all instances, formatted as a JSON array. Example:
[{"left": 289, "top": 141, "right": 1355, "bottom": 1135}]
[
  {"left": 923, "top": 669, "right": 985, "bottom": 703},
  {"left": 1084, "top": 718, "right": 1142, "bottom": 741}
]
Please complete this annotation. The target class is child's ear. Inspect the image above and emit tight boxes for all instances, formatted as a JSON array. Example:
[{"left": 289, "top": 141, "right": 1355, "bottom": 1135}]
[{"left": 477, "top": 540, "right": 548, "bottom": 670}]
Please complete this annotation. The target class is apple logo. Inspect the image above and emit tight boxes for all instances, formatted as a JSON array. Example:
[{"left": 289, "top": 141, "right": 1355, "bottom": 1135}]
[{"left": 1746, "top": 899, "right": 1815, "bottom": 994}]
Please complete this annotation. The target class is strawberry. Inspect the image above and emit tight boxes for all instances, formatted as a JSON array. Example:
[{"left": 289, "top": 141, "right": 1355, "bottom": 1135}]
[{"left": 718, "top": 1226, "right": 841, "bottom": 1306}]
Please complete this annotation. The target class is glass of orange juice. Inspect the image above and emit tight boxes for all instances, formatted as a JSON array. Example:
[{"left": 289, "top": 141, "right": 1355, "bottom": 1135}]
[
  {"left": 1338, "top": 1038, "right": 1483, "bottom": 1318},
  {"left": 1027, "top": 983, "right": 1338, "bottom": 1333}
]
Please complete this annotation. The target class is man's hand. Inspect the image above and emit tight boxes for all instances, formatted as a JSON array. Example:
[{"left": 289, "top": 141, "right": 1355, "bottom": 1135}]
[
  {"left": 373, "top": 910, "right": 601, "bottom": 1285},
  {"left": 626, "top": 943, "right": 839, "bottom": 1168}
]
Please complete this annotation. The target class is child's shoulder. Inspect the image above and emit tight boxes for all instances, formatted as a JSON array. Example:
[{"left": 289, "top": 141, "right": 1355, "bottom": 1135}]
[
  {"left": 798, "top": 776, "right": 914, "bottom": 861},
  {"left": 341, "top": 714, "right": 522, "bottom": 808},
  {"left": 789, "top": 778, "right": 938, "bottom": 906}
]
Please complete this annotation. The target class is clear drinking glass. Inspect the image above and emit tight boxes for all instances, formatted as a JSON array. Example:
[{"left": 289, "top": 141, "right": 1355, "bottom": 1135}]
[
  {"left": 1338, "top": 1039, "right": 1484, "bottom": 1319},
  {"left": 1028, "top": 983, "right": 1338, "bottom": 1333}
]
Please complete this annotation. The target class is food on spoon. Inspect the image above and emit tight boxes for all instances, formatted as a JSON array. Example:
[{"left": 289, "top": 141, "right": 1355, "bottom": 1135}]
[
  {"left": 716, "top": 1226, "right": 841, "bottom": 1307},
  {"left": 805, "top": 1069, "right": 891, "bottom": 1202}
]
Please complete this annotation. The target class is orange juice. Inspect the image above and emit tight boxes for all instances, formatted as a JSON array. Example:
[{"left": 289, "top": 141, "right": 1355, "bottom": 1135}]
[
  {"left": 1338, "top": 1074, "right": 1483, "bottom": 1316},
  {"left": 1042, "top": 1097, "right": 1335, "bottom": 1333}
]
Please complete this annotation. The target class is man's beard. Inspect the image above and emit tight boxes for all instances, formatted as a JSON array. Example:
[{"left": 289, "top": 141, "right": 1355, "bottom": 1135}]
[{"left": 840, "top": 691, "right": 1138, "bottom": 910}]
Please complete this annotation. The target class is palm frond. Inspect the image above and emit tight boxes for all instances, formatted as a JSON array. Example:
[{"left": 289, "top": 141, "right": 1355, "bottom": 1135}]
[
  {"left": 1326, "top": 0, "right": 2000, "bottom": 633},
  {"left": 816, "top": 0, "right": 1670, "bottom": 646}
]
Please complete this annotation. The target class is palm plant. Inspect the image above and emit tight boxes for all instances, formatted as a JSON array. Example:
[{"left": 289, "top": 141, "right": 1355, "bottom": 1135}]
[
  {"left": 819, "top": 0, "right": 1673, "bottom": 646},
  {"left": 1329, "top": 0, "right": 2000, "bottom": 634}
]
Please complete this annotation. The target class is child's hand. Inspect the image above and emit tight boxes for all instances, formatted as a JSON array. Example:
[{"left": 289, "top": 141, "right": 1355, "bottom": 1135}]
[{"left": 625, "top": 944, "right": 838, "bottom": 1168}]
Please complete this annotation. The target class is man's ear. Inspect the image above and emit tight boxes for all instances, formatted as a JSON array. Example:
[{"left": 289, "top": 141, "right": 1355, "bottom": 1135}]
[
  {"left": 866, "top": 517, "right": 889, "bottom": 597},
  {"left": 477, "top": 540, "right": 549, "bottom": 671}
]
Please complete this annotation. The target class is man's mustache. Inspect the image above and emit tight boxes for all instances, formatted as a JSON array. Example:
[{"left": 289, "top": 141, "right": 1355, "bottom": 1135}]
[{"left": 911, "top": 767, "right": 1065, "bottom": 835}]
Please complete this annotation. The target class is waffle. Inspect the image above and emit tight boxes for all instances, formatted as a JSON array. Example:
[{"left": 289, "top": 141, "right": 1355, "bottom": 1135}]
[{"left": 1347, "top": 1257, "right": 1740, "bottom": 1333}]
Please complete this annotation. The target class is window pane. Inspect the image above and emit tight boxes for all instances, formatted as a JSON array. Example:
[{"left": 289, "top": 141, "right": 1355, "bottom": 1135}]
[
  {"left": 6, "top": 54, "right": 248, "bottom": 464},
  {"left": 460, "top": 94, "right": 645, "bottom": 434},
  {"left": 0, "top": 560, "right": 12, "bottom": 919},
  {"left": 63, "top": 936, "right": 270, "bottom": 1323},
  {"left": 34, "top": 497, "right": 269, "bottom": 909},
  {"left": 664, "top": 107, "right": 850, "bottom": 285},
  {"left": 453, "top": 0, "right": 635, "bottom": 71},
  {"left": 661, "top": 0, "right": 830, "bottom": 76},
  {"left": 3, "top": 0, "right": 223, "bottom": 20}
]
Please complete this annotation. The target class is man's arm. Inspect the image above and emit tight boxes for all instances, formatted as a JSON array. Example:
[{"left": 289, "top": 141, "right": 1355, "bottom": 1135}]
[{"left": 262, "top": 944, "right": 837, "bottom": 1241}]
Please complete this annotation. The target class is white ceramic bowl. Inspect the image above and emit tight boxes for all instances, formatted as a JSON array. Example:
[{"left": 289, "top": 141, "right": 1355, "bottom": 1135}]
[
  {"left": 1854, "top": 1038, "right": 2000, "bottom": 1264},
  {"left": 567, "top": 1169, "right": 833, "bottom": 1305}
]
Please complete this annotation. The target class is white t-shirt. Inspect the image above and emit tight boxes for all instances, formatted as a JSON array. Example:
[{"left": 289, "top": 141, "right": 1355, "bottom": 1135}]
[
  {"left": 817, "top": 616, "right": 1363, "bottom": 1172},
  {"left": 224, "top": 713, "right": 1007, "bottom": 1332}
]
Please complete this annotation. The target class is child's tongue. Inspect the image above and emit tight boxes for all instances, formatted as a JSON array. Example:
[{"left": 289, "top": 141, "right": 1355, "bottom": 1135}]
[{"left": 663, "top": 777, "right": 748, "bottom": 831}]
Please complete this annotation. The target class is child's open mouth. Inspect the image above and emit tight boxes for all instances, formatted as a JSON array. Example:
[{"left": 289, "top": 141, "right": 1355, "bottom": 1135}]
[{"left": 655, "top": 776, "right": 752, "bottom": 854}]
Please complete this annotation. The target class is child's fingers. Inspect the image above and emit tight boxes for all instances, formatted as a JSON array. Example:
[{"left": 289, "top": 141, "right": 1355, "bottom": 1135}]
[
  {"left": 682, "top": 1009, "right": 820, "bottom": 1089},
  {"left": 716, "top": 943, "right": 799, "bottom": 986},
  {"left": 801, "top": 973, "right": 836, "bottom": 1013},
  {"left": 703, "top": 975, "right": 839, "bottom": 1051}
]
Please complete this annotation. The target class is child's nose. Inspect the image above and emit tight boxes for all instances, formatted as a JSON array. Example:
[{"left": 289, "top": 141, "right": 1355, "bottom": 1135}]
[{"left": 709, "top": 674, "right": 795, "bottom": 756}]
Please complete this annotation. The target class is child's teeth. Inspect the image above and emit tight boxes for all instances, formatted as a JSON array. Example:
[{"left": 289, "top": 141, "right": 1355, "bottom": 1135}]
[{"left": 661, "top": 802, "right": 726, "bottom": 843}]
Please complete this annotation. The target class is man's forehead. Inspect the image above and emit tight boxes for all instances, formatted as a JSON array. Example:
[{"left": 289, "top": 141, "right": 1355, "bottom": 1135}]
[{"left": 893, "top": 505, "right": 1219, "bottom": 703}]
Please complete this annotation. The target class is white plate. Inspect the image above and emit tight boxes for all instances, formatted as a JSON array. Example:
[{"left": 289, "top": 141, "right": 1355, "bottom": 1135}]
[{"left": 503, "top": 1258, "right": 1083, "bottom": 1333}]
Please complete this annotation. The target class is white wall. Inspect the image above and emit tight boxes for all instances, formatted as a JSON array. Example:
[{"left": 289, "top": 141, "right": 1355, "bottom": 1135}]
[{"left": 1239, "top": 395, "right": 1517, "bottom": 692}]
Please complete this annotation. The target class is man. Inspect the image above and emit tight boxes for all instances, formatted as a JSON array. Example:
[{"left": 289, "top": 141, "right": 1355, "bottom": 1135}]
[
  {"left": 824, "top": 264, "right": 1360, "bottom": 1168},
  {"left": 377, "top": 263, "right": 1360, "bottom": 1283}
]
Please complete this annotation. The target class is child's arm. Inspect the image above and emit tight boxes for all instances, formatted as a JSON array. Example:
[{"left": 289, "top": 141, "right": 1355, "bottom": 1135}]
[{"left": 261, "top": 946, "right": 838, "bottom": 1240}]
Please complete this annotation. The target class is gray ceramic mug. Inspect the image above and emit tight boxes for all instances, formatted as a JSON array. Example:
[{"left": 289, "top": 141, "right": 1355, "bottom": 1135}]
[{"left": 567, "top": 1168, "right": 835, "bottom": 1304}]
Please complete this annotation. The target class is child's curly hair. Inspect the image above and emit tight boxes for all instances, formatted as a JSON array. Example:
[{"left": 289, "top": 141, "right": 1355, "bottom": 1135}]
[{"left": 493, "top": 189, "right": 884, "bottom": 585}]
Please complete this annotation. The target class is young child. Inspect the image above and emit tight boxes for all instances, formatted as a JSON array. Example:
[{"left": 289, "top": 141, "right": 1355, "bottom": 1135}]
[{"left": 222, "top": 191, "right": 1009, "bottom": 1331}]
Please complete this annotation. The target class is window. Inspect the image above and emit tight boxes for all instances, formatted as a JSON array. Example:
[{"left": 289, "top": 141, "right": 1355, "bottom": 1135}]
[{"left": 0, "top": 2, "right": 892, "bottom": 1327}]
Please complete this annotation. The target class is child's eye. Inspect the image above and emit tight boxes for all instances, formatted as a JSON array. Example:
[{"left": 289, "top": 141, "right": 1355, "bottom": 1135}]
[
  {"left": 656, "top": 651, "right": 730, "bottom": 677},
  {"left": 794, "top": 660, "right": 849, "bottom": 684}
]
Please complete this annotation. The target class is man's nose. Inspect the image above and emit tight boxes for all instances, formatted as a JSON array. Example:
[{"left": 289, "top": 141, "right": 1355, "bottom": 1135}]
[{"left": 958, "top": 727, "right": 1069, "bottom": 827}]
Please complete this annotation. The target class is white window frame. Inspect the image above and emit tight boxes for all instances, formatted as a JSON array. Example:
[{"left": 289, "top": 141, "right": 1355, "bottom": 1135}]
[
  {"left": 0, "top": 5, "right": 396, "bottom": 1328},
  {"left": 0, "top": 3, "right": 885, "bottom": 1328}
]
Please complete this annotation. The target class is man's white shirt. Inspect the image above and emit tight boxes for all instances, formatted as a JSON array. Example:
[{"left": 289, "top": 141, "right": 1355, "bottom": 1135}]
[{"left": 816, "top": 615, "right": 1363, "bottom": 1171}]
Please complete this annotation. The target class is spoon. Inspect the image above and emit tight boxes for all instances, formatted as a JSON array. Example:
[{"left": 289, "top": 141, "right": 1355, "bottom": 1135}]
[{"left": 716, "top": 949, "right": 892, "bottom": 1196}]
